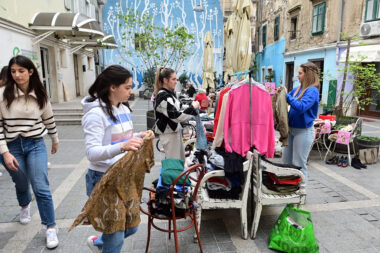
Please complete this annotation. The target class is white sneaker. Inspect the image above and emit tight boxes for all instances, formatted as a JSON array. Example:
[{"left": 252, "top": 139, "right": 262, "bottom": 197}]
[
  {"left": 87, "top": 236, "right": 101, "bottom": 253},
  {"left": 20, "top": 205, "right": 31, "bottom": 224},
  {"left": 46, "top": 228, "right": 59, "bottom": 249}
]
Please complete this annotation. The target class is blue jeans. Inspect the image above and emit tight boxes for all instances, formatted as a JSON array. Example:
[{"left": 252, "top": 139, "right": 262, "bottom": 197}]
[
  {"left": 282, "top": 126, "right": 315, "bottom": 185},
  {"left": 86, "top": 169, "right": 138, "bottom": 253},
  {"left": 0, "top": 137, "right": 56, "bottom": 227}
]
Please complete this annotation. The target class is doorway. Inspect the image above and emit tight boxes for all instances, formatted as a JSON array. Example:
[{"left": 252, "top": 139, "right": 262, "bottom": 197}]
[
  {"left": 285, "top": 62, "right": 294, "bottom": 91},
  {"left": 310, "top": 59, "right": 324, "bottom": 101},
  {"left": 40, "top": 47, "right": 51, "bottom": 98},
  {"left": 73, "top": 54, "right": 80, "bottom": 96}
]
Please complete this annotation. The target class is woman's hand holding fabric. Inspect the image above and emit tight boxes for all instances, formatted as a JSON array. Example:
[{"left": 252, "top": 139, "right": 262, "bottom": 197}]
[
  {"left": 3, "top": 151, "right": 19, "bottom": 171},
  {"left": 121, "top": 137, "right": 144, "bottom": 151},
  {"left": 192, "top": 101, "right": 200, "bottom": 110},
  {"left": 139, "top": 130, "right": 154, "bottom": 139}
]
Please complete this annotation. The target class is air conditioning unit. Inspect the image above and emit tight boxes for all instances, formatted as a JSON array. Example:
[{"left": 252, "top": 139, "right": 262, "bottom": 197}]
[{"left": 360, "top": 20, "right": 380, "bottom": 37}]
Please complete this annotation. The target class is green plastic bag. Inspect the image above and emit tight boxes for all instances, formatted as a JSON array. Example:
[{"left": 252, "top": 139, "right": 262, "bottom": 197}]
[{"left": 268, "top": 204, "right": 319, "bottom": 253}]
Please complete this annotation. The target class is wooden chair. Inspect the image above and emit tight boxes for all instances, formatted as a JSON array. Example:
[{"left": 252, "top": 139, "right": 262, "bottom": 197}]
[
  {"left": 250, "top": 149, "right": 306, "bottom": 239},
  {"left": 196, "top": 151, "right": 253, "bottom": 239},
  {"left": 140, "top": 164, "right": 206, "bottom": 253},
  {"left": 324, "top": 118, "right": 362, "bottom": 166}
]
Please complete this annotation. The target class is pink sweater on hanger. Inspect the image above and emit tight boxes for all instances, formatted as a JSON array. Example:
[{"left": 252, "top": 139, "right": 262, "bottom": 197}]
[{"left": 223, "top": 84, "right": 275, "bottom": 157}]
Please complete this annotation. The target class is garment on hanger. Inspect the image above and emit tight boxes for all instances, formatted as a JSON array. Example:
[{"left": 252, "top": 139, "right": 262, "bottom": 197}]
[
  {"left": 272, "top": 86, "right": 289, "bottom": 146},
  {"left": 212, "top": 91, "right": 230, "bottom": 149},
  {"left": 213, "top": 87, "right": 231, "bottom": 137},
  {"left": 223, "top": 84, "right": 275, "bottom": 157}
]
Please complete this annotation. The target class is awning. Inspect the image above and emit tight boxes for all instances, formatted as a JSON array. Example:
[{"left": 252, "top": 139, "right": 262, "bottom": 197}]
[
  {"left": 29, "top": 12, "right": 104, "bottom": 44},
  {"left": 70, "top": 34, "right": 118, "bottom": 53},
  {"left": 339, "top": 45, "right": 380, "bottom": 62}
]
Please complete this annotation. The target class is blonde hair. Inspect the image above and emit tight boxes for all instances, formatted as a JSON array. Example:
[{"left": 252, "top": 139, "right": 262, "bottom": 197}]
[
  {"left": 154, "top": 67, "right": 175, "bottom": 94},
  {"left": 294, "top": 62, "right": 320, "bottom": 99}
]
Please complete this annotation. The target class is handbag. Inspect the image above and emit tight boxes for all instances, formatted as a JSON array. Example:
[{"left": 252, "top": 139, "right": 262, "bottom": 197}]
[
  {"left": 359, "top": 148, "right": 378, "bottom": 164},
  {"left": 268, "top": 204, "right": 319, "bottom": 253}
]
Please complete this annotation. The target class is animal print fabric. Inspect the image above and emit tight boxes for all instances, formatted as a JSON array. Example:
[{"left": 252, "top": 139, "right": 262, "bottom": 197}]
[{"left": 69, "top": 134, "right": 155, "bottom": 234}]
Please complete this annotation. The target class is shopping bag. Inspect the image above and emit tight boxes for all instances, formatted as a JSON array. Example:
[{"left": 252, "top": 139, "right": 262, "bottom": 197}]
[
  {"left": 359, "top": 148, "right": 378, "bottom": 164},
  {"left": 268, "top": 204, "right": 319, "bottom": 253}
]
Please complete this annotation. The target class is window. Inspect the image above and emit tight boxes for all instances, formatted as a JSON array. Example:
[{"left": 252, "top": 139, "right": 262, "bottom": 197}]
[
  {"left": 312, "top": 2, "right": 326, "bottom": 35},
  {"left": 274, "top": 15, "right": 280, "bottom": 41},
  {"left": 290, "top": 16, "right": 297, "bottom": 39},
  {"left": 262, "top": 24, "right": 267, "bottom": 47},
  {"left": 365, "top": 0, "right": 380, "bottom": 22}
]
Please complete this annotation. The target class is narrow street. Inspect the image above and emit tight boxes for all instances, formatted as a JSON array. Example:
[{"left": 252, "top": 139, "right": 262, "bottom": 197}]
[{"left": 0, "top": 97, "right": 380, "bottom": 252}]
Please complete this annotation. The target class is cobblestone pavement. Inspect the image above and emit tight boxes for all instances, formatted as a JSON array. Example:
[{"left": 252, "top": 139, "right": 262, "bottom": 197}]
[{"left": 1, "top": 97, "right": 380, "bottom": 253}]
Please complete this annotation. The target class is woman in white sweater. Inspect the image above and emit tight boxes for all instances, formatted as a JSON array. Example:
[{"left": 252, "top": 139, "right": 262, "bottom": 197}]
[
  {"left": 82, "top": 65, "right": 151, "bottom": 253},
  {"left": 0, "top": 55, "right": 59, "bottom": 248}
]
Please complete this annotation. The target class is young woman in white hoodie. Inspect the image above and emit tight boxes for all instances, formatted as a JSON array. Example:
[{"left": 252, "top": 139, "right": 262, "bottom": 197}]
[{"left": 82, "top": 65, "right": 150, "bottom": 253}]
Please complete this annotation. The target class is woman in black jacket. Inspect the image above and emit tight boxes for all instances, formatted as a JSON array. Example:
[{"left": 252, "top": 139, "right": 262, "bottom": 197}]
[{"left": 153, "top": 67, "right": 200, "bottom": 160}]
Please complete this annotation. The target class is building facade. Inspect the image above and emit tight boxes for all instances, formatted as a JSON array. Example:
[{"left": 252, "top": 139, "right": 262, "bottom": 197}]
[
  {"left": 0, "top": 0, "right": 104, "bottom": 103},
  {"left": 102, "top": 0, "right": 224, "bottom": 90},
  {"left": 256, "top": 0, "right": 380, "bottom": 118}
]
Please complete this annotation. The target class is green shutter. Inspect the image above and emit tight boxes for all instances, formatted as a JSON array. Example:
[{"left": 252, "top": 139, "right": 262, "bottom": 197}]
[
  {"left": 262, "top": 25, "right": 267, "bottom": 47},
  {"left": 274, "top": 15, "right": 280, "bottom": 41},
  {"left": 312, "top": 2, "right": 326, "bottom": 35},
  {"left": 326, "top": 80, "right": 337, "bottom": 111}
]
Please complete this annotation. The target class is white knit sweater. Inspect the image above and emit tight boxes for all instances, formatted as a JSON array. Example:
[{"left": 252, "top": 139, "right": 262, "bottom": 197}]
[{"left": 0, "top": 86, "right": 58, "bottom": 154}]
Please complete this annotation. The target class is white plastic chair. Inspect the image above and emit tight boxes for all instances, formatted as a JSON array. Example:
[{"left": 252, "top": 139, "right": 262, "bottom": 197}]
[
  {"left": 250, "top": 149, "right": 306, "bottom": 239},
  {"left": 196, "top": 151, "right": 253, "bottom": 240}
]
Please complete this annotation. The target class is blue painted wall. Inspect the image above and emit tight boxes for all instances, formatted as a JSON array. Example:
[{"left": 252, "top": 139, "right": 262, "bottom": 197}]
[
  {"left": 257, "top": 38, "right": 285, "bottom": 88},
  {"left": 102, "top": 0, "right": 223, "bottom": 90},
  {"left": 284, "top": 48, "right": 337, "bottom": 104}
]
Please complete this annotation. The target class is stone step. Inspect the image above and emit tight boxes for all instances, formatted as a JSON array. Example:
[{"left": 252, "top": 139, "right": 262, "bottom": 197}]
[
  {"left": 53, "top": 108, "right": 83, "bottom": 113},
  {"left": 55, "top": 118, "right": 82, "bottom": 125},
  {"left": 54, "top": 112, "right": 83, "bottom": 120}
]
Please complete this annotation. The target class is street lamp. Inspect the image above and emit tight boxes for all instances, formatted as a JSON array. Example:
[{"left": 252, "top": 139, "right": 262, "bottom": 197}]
[{"left": 193, "top": 3, "right": 204, "bottom": 12}]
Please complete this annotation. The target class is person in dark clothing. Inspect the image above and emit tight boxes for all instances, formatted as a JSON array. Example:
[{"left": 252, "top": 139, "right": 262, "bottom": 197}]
[{"left": 186, "top": 83, "right": 196, "bottom": 97}]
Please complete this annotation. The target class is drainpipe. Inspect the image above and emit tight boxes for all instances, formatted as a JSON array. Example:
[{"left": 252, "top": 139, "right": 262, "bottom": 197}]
[
  {"left": 257, "top": 0, "right": 262, "bottom": 81},
  {"left": 337, "top": 0, "right": 344, "bottom": 43}
]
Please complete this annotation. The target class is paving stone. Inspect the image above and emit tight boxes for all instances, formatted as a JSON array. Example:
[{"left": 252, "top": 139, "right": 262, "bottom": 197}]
[
  {"left": 217, "top": 242, "right": 236, "bottom": 252},
  {"left": 0, "top": 232, "right": 16, "bottom": 249}
]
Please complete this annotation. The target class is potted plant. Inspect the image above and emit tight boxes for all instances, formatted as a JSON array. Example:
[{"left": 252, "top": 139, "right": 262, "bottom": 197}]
[
  {"left": 265, "top": 70, "right": 275, "bottom": 83},
  {"left": 355, "top": 136, "right": 380, "bottom": 151},
  {"left": 178, "top": 74, "right": 189, "bottom": 89}
]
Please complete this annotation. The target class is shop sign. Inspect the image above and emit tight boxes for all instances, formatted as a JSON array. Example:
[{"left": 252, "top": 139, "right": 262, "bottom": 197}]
[{"left": 13, "top": 46, "right": 38, "bottom": 61}]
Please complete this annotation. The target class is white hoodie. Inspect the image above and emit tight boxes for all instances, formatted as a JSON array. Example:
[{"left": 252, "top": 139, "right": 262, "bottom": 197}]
[{"left": 81, "top": 96, "right": 140, "bottom": 173}]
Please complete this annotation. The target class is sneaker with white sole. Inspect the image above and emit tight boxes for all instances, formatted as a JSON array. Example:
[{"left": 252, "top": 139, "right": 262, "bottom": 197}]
[
  {"left": 20, "top": 205, "right": 31, "bottom": 224},
  {"left": 46, "top": 228, "right": 59, "bottom": 249},
  {"left": 87, "top": 236, "right": 101, "bottom": 253}
]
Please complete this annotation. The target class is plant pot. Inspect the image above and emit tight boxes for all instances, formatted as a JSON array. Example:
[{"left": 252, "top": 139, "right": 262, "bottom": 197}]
[
  {"left": 336, "top": 117, "right": 357, "bottom": 126},
  {"left": 146, "top": 110, "right": 155, "bottom": 131},
  {"left": 355, "top": 137, "right": 380, "bottom": 150}
]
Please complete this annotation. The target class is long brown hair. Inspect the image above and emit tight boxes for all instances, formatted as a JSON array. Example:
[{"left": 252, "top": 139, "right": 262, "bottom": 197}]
[
  {"left": 154, "top": 67, "right": 175, "bottom": 94},
  {"left": 294, "top": 62, "right": 320, "bottom": 99},
  {"left": 4, "top": 55, "right": 47, "bottom": 109},
  {"left": 87, "top": 65, "right": 132, "bottom": 122}
]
